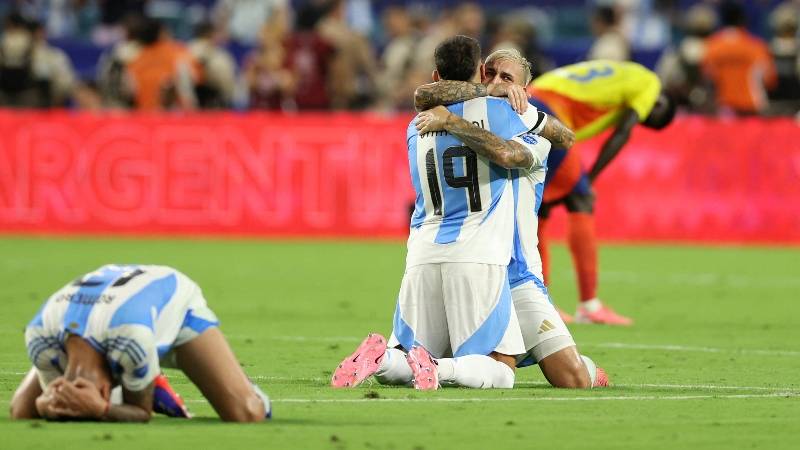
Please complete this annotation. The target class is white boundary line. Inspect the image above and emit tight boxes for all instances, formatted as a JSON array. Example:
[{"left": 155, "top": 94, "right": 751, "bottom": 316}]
[
  {"left": 584, "top": 342, "right": 800, "bottom": 357},
  {"left": 252, "top": 336, "right": 800, "bottom": 357},
  {"left": 1, "top": 372, "right": 797, "bottom": 393},
  {"left": 1, "top": 392, "right": 797, "bottom": 407},
  {"left": 180, "top": 392, "right": 798, "bottom": 404}
]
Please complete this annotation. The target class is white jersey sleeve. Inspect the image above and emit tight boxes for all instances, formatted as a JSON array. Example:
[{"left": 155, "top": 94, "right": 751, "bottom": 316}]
[
  {"left": 106, "top": 325, "right": 160, "bottom": 392},
  {"left": 511, "top": 131, "right": 551, "bottom": 172}
]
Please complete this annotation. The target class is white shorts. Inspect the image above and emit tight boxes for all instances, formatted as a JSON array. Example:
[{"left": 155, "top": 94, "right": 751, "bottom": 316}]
[
  {"left": 388, "top": 263, "right": 525, "bottom": 359},
  {"left": 512, "top": 281, "right": 575, "bottom": 367}
]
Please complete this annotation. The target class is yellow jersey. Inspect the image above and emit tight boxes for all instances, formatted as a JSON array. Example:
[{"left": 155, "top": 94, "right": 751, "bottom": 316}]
[{"left": 528, "top": 61, "right": 661, "bottom": 141}]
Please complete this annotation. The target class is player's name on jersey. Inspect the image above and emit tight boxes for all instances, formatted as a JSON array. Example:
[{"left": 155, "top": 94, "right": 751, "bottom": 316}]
[
  {"left": 53, "top": 292, "right": 117, "bottom": 305},
  {"left": 419, "top": 119, "right": 487, "bottom": 139}
]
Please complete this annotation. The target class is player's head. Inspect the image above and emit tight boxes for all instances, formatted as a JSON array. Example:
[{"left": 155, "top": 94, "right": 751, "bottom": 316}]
[
  {"left": 483, "top": 48, "right": 532, "bottom": 88},
  {"left": 433, "top": 35, "right": 483, "bottom": 83},
  {"left": 720, "top": 1, "right": 746, "bottom": 28},
  {"left": 642, "top": 93, "right": 676, "bottom": 130}
]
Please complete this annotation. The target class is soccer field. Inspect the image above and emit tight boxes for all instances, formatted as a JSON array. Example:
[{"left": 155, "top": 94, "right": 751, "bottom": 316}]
[{"left": 0, "top": 237, "right": 798, "bottom": 449}]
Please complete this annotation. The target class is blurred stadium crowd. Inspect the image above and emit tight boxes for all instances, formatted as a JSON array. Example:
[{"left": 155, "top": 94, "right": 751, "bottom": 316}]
[{"left": 0, "top": 0, "right": 798, "bottom": 116}]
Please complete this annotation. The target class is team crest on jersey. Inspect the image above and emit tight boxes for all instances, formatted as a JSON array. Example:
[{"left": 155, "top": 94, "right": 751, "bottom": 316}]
[{"left": 521, "top": 133, "right": 538, "bottom": 145}]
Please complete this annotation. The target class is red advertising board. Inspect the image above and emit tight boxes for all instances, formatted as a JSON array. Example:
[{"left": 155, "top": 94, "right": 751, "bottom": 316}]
[{"left": 0, "top": 111, "right": 798, "bottom": 243}]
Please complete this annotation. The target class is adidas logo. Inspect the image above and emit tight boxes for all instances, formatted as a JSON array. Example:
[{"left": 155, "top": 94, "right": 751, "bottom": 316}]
[{"left": 537, "top": 320, "right": 556, "bottom": 334}]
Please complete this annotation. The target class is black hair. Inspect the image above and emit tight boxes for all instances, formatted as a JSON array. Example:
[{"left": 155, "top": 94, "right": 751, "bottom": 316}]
[
  {"left": 193, "top": 21, "right": 215, "bottom": 39},
  {"left": 720, "top": 1, "right": 746, "bottom": 27},
  {"left": 643, "top": 93, "right": 677, "bottom": 130},
  {"left": 137, "top": 17, "right": 164, "bottom": 45},
  {"left": 433, "top": 35, "right": 482, "bottom": 82},
  {"left": 593, "top": 6, "right": 617, "bottom": 26}
]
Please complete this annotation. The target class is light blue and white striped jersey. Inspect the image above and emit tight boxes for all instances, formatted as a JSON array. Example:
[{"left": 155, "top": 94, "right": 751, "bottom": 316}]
[
  {"left": 508, "top": 132, "right": 550, "bottom": 292},
  {"left": 406, "top": 97, "right": 547, "bottom": 267},
  {"left": 25, "top": 265, "right": 205, "bottom": 391}
]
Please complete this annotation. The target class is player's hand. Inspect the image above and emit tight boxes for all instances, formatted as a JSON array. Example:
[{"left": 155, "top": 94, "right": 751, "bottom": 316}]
[
  {"left": 52, "top": 377, "right": 109, "bottom": 419},
  {"left": 36, "top": 378, "right": 81, "bottom": 419},
  {"left": 486, "top": 83, "right": 528, "bottom": 114},
  {"left": 415, "top": 106, "right": 451, "bottom": 134}
]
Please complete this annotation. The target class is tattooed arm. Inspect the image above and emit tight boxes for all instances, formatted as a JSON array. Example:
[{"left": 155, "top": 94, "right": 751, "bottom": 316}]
[
  {"left": 415, "top": 106, "right": 537, "bottom": 169},
  {"left": 539, "top": 116, "right": 576, "bottom": 150},
  {"left": 414, "top": 81, "right": 487, "bottom": 112}
]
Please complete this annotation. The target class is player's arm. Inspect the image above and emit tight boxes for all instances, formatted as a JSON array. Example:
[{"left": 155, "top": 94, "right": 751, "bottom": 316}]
[
  {"left": 588, "top": 108, "right": 639, "bottom": 181},
  {"left": 416, "top": 106, "right": 535, "bottom": 169},
  {"left": 539, "top": 116, "right": 576, "bottom": 150},
  {"left": 414, "top": 81, "right": 529, "bottom": 113}
]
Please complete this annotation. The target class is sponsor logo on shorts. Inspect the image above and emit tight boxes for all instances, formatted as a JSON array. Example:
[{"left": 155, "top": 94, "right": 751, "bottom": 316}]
[{"left": 537, "top": 319, "right": 556, "bottom": 334}]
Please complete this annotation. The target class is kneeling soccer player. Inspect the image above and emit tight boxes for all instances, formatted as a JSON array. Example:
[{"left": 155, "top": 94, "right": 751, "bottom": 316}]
[{"left": 9, "top": 264, "right": 271, "bottom": 422}]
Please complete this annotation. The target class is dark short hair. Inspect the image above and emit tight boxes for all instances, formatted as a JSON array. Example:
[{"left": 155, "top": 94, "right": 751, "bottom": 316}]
[
  {"left": 643, "top": 93, "right": 676, "bottom": 130},
  {"left": 593, "top": 6, "right": 617, "bottom": 26},
  {"left": 720, "top": 1, "right": 746, "bottom": 27},
  {"left": 434, "top": 35, "right": 481, "bottom": 82}
]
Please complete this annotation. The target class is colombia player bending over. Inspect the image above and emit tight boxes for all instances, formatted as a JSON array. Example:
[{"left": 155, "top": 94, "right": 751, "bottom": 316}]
[{"left": 9, "top": 265, "right": 271, "bottom": 422}]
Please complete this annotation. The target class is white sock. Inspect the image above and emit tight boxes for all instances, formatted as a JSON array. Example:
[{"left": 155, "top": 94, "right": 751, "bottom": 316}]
[
  {"left": 374, "top": 347, "right": 413, "bottom": 385},
  {"left": 436, "top": 355, "right": 515, "bottom": 389},
  {"left": 580, "top": 354, "right": 597, "bottom": 387},
  {"left": 581, "top": 298, "right": 602, "bottom": 313}
]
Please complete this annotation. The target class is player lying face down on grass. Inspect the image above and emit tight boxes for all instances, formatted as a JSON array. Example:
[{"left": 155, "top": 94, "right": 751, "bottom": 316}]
[
  {"left": 9, "top": 265, "right": 271, "bottom": 422},
  {"left": 331, "top": 47, "right": 608, "bottom": 390}
]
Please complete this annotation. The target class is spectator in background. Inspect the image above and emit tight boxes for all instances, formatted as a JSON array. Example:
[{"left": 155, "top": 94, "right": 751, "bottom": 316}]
[
  {"left": 0, "top": 12, "right": 40, "bottom": 107},
  {"left": 243, "top": 16, "right": 296, "bottom": 110},
  {"left": 127, "top": 18, "right": 198, "bottom": 111},
  {"left": 490, "top": 16, "right": 552, "bottom": 80},
  {"left": 454, "top": 2, "right": 486, "bottom": 44},
  {"left": 587, "top": 5, "right": 630, "bottom": 61},
  {"left": 94, "top": 0, "right": 149, "bottom": 46},
  {"left": 702, "top": 1, "right": 776, "bottom": 115},
  {"left": 73, "top": 79, "right": 104, "bottom": 110},
  {"left": 376, "top": 6, "right": 419, "bottom": 111},
  {"left": 316, "top": 0, "right": 378, "bottom": 109},
  {"left": 30, "top": 19, "right": 76, "bottom": 107},
  {"left": 213, "top": 0, "right": 289, "bottom": 45},
  {"left": 189, "top": 22, "right": 237, "bottom": 109},
  {"left": 656, "top": 4, "right": 717, "bottom": 113},
  {"left": 767, "top": 2, "right": 800, "bottom": 115},
  {"left": 406, "top": 8, "right": 458, "bottom": 99},
  {"left": 96, "top": 14, "right": 142, "bottom": 109},
  {"left": 282, "top": 0, "right": 334, "bottom": 110}
]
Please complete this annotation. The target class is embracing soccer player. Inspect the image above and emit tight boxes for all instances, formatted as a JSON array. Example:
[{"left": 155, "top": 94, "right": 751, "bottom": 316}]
[{"left": 9, "top": 264, "right": 271, "bottom": 422}]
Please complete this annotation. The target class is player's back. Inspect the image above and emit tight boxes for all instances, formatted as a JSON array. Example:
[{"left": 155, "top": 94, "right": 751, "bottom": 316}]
[
  {"left": 28, "top": 264, "right": 196, "bottom": 355},
  {"left": 529, "top": 60, "right": 661, "bottom": 140},
  {"left": 406, "top": 97, "right": 540, "bottom": 268}
]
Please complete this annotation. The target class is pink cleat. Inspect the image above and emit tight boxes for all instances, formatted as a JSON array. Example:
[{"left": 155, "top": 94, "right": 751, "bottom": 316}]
[
  {"left": 575, "top": 303, "right": 633, "bottom": 326},
  {"left": 331, "top": 333, "right": 387, "bottom": 388},
  {"left": 593, "top": 366, "right": 610, "bottom": 388},
  {"left": 406, "top": 346, "right": 439, "bottom": 390}
]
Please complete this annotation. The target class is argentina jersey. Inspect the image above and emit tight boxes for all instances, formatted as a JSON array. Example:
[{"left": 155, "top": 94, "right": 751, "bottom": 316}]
[
  {"left": 406, "top": 97, "right": 546, "bottom": 267},
  {"left": 507, "top": 132, "right": 550, "bottom": 292},
  {"left": 25, "top": 265, "right": 218, "bottom": 391}
]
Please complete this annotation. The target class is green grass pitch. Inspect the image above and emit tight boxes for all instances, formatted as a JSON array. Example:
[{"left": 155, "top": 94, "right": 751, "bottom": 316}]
[{"left": 0, "top": 236, "right": 798, "bottom": 449}]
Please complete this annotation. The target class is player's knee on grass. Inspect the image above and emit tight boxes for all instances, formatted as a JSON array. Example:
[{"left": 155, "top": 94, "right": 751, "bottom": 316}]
[
  {"left": 564, "top": 191, "right": 595, "bottom": 214},
  {"left": 538, "top": 346, "right": 591, "bottom": 389}
]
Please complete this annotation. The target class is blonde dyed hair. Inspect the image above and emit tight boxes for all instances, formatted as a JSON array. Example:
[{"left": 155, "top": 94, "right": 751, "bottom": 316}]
[{"left": 485, "top": 47, "right": 533, "bottom": 86}]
